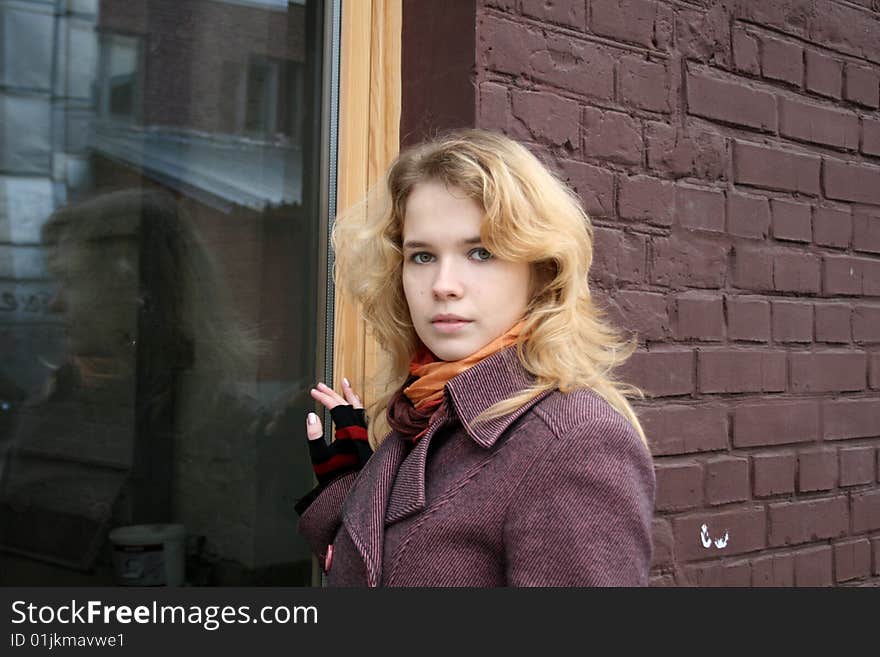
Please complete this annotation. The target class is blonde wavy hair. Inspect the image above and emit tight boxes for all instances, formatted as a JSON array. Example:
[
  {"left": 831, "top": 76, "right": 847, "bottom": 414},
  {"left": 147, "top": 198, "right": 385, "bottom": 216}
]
[{"left": 332, "top": 129, "right": 646, "bottom": 448}]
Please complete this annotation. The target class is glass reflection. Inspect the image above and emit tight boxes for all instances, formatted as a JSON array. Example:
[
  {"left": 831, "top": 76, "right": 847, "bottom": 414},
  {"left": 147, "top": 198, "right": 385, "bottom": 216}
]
[{"left": 0, "top": 0, "right": 324, "bottom": 585}]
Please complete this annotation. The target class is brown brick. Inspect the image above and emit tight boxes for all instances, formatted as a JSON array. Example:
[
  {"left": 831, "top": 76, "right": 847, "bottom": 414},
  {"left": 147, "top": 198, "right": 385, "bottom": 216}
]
[
  {"left": 871, "top": 352, "right": 880, "bottom": 389},
  {"left": 706, "top": 456, "right": 750, "bottom": 505},
  {"left": 675, "top": 184, "right": 725, "bottom": 233},
  {"left": 520, "top": 0, "right": 586, "bottom": 30},
  {"left": 478, "top": 82, "right": 509, "bottom": 127},
  {"left": 771, "top": 199, "right": 813, "bottom": 243},
  {"left": 655, "top": 460, "right": 703, "bottom": 511},
  {"left": 608, "top": 289, "right": 670, "bottom": 342},
  {"left": 582, "top": 106, "right": 642, "bottom": 165},
  {"left": 813, "top": 206, "right": 851, "bottom": 249},
  {"left": 790, "top": 351, "right": 866, "bottom": 393},
  {"left": 794, "top": 545, "right": 833, "bottom": 586},
  {"left": 649, "top": 573, "right": 676, "bottom": 586},
  {"left": 823, "top": 255, "right": 864, "bottom": 296},
  {"left": 768, "top": 496, "right": 848, "bottom": 546},
  {"left": 687, "top": 68, "right": 776, "bottom": 132},
  {"left": 557, "top": 159, "right": 614, "bottom": 218},
  {"left": 814, "top": 303, "right": 851, "bottom": 343},
  {"left": 732, "top": 245, "right": 773, "bottom": 292},
  {"left": 834, "top": 539, "right": 872, "bottom": 582},
  {"left": 844, "top": 64, "right": 880, "bottom": 108},
  {"left": 840, "top": 446, "right": 875, "bottom": 487},
  {"left": 483, "top": 15, "right": 615, "bottom": 99},
  {"left": 645, "top": 121, "right": 726, "bottom": 181},
  {"left": 619, "top": 348, "right": 693, "bottom": 398},
  {"left": 734, "top": 401, "right": 820, "bottom": 448},
  {"left": 618, "top": 175, "right": 674, "bottom": 226},
  {"left": 761, "top": 36, "right": 803, "bottom": 86},
  {"left": 873, "top": 536, "right": 880, "bottom": 575},
  {"left": 778, "top": 97, "right": 859, "bottom": 150},
  {"left": 853, "top": 212, "right": 880, "bottom": 255},
  {"left": 684, "top": 560, "right": 751, "bottom": 587},
  {"left": 591, "top": 227, "right": 645, "bottom": 283},
  {"left": 727, "top": 191, "right": 770, "bottom": 240},
  {"left": 864, "top": 117, "right": 880, "bottom": 157},
  {"left": 752, "top": 451, "right": 796, "bottom": 497},
  {"left": 698, "top": 349, "right": 786, "bottom": 394},
  {"left": 734, "top": 140, "right": 820, "bottom": 195},
  {"left": 824, "top": 158, "right": 880, "bottom": 206},
  {"left": 639, "top": 404, "right": 728, "bottom": 456},
  {"left": 651, "top": 518, "right": 674, "bottom": 568},
  {"left": 751, "top": 553, "right": 795, "bottom": 586},
  {"left": 732, "top": 27, "right": 759, "bottom": 75},
  {"left": 675, "top": 293, "right": 724, "bottom": 341},
  {"left": 619, "top": 55, "right": 670, "bottom": 113},
  {"left": 805, "top": 50, "right": 843, "bottom": 99},
  {"left": 799, "top": 448, "right": 839, "bottom": 492},
  {"left": 590, "top": 0, "right": 658, "bottom": 49},
  {"left": 727, "top": 296, "right": 770, "bottom": 342},
  {"left": 674, "top": 7, "right": 724, "bottom": 64},
  {"left": 853, "top": 305, "right": 880, "bottom": 343},
  {"left": 772, "top": 300, "right": 813, "bottom": 343},
  {"left": 823, "top": 398, "right": 880, "bottom": 441},
  {"left": 607, "top": 290, "right": 668, "bottom": 339},
  {"left": 651, "top": 233, "right": 728, "bottom": 289},
  {"left": 852, "top": 490, "right": 880, "bottom": 532},
  {"left": 672, "top": 506, "right": 766, "bottom": 560},
  {"left": 867, "top": 260, "right": 880, "bottom": 296},
  {"left": 774, "top": 252, "right": 821, "bottom": 293},
  {"left": 510, "top": 89, "right": 580, "bottom": 147}
]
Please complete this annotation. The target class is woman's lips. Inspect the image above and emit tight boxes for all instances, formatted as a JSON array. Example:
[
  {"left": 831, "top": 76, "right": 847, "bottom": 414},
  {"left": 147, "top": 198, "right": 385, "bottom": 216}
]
[{"left": 431, "top": 320, "right": 472, "bottom": 334}]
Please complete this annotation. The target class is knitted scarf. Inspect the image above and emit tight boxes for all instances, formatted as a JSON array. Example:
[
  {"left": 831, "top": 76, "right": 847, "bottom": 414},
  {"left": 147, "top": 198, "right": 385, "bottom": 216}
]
[{"left": 386, "top": 319, "right": 527, "bottom": 443}]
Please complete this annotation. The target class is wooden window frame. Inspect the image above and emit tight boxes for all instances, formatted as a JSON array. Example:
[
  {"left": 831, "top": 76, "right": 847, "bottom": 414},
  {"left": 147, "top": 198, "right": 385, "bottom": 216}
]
[{"left": 333, "top": 0, "right": 401, "bottom": 410}]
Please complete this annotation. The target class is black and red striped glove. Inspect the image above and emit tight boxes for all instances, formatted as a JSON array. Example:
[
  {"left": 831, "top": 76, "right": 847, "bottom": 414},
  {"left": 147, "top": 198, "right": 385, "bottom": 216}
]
[
  {"left": 294, "top": 403, "right": 371, "bottom": 515},
  {"left": 308, "top": 404, "right": 371, "bottom": 485}
]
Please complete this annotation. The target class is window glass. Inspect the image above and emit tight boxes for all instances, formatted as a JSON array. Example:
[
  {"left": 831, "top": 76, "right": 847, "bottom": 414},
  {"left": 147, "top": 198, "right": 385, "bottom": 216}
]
[{"left": 0, "top": 0, "right": 326, "bottom": 586}]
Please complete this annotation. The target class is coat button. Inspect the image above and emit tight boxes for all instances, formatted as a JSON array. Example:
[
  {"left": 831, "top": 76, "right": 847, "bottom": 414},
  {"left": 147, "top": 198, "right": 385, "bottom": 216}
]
[{"left": 324, "top": 544, "right": 333, "bottom": 572}]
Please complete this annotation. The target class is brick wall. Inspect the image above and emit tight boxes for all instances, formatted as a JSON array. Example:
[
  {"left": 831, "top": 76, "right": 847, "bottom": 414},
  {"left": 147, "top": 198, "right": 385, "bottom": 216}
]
[{"left": 456, "top": 0, "right": 880, "bottom": 586}]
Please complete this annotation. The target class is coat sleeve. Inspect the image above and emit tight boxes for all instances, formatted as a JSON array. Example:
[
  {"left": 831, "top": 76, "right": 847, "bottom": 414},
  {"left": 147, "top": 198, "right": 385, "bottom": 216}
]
[
  {"left": 502, "top": 413, "right": 655, "bottom": 586},
  {"left": 296, "top": 471, "right": 359, "bottom": 560}
]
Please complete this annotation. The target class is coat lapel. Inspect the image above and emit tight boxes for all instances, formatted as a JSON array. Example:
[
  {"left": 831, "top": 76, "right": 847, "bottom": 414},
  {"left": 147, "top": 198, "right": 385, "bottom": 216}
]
[{"left": 340, "top": 432, "right": 407, "bottom": 587}]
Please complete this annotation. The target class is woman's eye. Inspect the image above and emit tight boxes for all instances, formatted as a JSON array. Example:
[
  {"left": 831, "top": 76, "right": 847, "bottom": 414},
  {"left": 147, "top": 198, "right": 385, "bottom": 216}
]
[
  {"left": 411, "top": 252, "right": 433, "bottom": 264},
  {"left": 471, "top": 248, "right": 492, "bottom": 261}
]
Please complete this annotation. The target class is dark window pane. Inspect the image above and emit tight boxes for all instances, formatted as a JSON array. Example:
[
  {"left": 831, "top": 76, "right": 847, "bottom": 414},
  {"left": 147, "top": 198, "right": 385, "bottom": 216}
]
[{"left": 0, "top": 0, "right": 327, "bottom": 587}]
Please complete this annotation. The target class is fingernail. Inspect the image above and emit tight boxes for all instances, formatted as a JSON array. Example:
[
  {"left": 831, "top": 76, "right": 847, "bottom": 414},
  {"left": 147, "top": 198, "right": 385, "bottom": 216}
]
[
  {"left": 307, "top": 413, "right": 317, "bottom": 425},
  {"left": 343, "top": 377, "right": 350, "bottom": 387}
]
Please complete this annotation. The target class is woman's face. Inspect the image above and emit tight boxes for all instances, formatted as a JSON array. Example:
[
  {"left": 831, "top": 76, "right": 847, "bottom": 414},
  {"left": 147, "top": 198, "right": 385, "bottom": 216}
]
[
  {"left": 401, "top": 180, "right": 531, "bottom": 362},
  {"left": 47, "top": 238, "right": 140, "bottom": 359}
]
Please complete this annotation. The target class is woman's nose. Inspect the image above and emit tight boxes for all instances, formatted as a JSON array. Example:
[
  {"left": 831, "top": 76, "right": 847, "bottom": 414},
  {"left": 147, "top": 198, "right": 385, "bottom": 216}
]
[{"left": 431, "top": 260, "right": 463, "bottom": 299}]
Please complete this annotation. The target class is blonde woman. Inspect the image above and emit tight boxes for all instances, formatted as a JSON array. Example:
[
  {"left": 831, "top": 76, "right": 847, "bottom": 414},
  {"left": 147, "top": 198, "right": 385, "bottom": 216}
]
[{"left": 296, "top": 130, "right": 655, "bottom": 586}]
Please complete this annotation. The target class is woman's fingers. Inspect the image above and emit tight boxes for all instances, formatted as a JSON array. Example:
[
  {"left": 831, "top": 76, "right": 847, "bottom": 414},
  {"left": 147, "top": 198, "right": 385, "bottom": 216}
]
[
  {"left": 305, "top": 412, "right": 323, "bottom": 441},
  {"left": 309, "top": 379, "right": 364, "bottom": 410},
  {"left": 309, "top": 384, "right": 341, "bottom": 409},
  {"left": 341, "top": 377, "right": 364, "bottom": 409}
]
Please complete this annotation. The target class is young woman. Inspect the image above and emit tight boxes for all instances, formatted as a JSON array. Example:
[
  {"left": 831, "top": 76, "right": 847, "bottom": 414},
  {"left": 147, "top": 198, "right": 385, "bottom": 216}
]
[{"left": 296, "top": 130, "right": 655, "bottom": 586}]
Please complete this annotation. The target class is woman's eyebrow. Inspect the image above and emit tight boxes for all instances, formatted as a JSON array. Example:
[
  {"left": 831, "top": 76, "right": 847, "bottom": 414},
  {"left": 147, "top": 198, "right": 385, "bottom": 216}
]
[{"left": 402, "top": 236, "right": 482, "bottom": 249}]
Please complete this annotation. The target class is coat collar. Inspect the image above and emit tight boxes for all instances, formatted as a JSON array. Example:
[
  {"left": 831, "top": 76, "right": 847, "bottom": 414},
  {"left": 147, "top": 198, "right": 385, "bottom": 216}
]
[
  {"left": 445, "top": 344, "right": 546, "bottom": 449},
  {"left": 341, "top": 345, "right": 553, "bottom": 586}
]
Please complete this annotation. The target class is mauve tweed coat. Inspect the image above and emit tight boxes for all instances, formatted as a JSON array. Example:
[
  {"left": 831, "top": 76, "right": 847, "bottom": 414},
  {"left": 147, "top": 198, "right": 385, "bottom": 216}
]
[{"left": 297, "top": 345, "right": 655, "bottom": 587}]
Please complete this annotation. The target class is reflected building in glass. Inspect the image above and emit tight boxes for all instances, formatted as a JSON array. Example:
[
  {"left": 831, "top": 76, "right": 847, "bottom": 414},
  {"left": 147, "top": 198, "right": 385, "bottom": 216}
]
[{"left": 0, "top": 0, "right": 327, "bottom": 585}]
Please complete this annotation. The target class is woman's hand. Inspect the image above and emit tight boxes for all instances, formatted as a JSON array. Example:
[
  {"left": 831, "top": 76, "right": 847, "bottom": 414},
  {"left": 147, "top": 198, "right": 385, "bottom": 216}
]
[{"left": 304, "top": 378, "right": 371, "bottom": 487}]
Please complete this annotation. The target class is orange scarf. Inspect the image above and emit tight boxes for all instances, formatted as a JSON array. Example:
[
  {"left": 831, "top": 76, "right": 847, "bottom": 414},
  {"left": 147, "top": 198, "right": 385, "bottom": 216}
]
[
  {"left": 387, "top": 319, "right": 527, "bottom": 443},
  {"left": 404, "top": 318, "right": 526, "bottom": 414}
]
